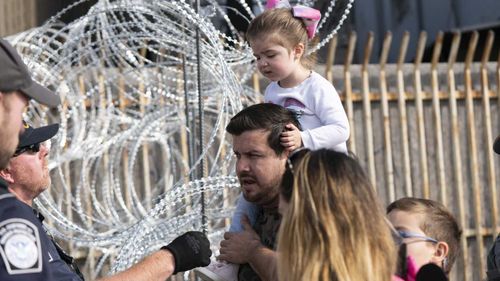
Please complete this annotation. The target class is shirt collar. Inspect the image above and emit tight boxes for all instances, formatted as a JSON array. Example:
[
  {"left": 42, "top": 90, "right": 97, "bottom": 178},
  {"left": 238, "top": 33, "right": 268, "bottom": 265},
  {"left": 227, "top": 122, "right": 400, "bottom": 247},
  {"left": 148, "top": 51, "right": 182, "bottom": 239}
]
[{"left": 0, "top": 178, "right": 8, "bottom": 190}]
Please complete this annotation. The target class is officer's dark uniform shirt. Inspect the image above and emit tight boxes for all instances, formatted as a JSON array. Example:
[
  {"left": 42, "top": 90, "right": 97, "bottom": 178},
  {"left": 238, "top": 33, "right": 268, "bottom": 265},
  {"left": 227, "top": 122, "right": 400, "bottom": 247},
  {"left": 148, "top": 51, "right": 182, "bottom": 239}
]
[{"left": 0, "top": 178, "right": 83, "bottom": 281}]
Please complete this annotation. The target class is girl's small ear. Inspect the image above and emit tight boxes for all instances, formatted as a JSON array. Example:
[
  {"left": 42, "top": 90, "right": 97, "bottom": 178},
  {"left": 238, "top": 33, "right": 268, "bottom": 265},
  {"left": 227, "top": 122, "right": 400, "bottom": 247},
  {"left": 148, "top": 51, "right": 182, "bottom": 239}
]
[{"left": 293, "top": 43, "right": 305, "bottom": 59}]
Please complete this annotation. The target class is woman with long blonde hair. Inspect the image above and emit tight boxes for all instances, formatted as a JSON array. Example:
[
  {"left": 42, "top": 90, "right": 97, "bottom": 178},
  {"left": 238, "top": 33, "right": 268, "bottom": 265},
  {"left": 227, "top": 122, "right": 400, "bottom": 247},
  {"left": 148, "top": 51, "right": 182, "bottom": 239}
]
[{"left": 278, "top": 149, "right": 396, "bottom": 281}]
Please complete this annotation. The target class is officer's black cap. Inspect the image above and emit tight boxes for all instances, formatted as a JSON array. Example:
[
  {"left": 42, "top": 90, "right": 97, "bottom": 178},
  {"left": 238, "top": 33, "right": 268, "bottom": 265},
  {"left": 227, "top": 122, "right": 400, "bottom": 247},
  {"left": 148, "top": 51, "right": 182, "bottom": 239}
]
[{"left": 18, "top": 122, "right": 59, "bottom": 149}]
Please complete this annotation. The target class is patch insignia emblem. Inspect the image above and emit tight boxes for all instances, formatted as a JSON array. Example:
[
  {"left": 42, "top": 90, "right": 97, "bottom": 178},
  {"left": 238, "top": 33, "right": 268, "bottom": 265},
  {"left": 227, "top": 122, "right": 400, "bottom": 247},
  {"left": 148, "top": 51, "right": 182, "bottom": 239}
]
[{"left": 0, "top": 218, "right": 42, "bottom": 274}]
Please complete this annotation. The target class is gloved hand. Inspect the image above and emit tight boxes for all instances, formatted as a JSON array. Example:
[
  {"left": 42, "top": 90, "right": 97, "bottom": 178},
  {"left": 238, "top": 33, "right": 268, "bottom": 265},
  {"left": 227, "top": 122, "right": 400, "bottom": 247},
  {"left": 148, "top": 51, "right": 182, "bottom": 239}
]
[{"left": 162, "top": 231, "right": 211, "bottom": 274}]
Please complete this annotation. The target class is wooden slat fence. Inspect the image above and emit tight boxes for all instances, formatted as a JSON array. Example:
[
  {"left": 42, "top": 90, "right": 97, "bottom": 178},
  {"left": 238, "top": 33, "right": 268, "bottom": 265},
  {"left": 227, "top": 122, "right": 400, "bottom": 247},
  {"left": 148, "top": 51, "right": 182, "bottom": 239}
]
[
  {"left": 322, "top": 30, "right": 500, "bottom": 281},
  {"left": 0, "top": 0, "right": 36, "bottom": 37}
]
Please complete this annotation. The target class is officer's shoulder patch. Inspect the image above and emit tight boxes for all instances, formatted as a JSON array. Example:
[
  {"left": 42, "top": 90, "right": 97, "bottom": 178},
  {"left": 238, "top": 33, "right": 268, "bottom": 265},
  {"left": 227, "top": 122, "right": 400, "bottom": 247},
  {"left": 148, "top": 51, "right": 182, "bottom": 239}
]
[{"left": 0, "top": 218, "right": 42, "bottom": 274}]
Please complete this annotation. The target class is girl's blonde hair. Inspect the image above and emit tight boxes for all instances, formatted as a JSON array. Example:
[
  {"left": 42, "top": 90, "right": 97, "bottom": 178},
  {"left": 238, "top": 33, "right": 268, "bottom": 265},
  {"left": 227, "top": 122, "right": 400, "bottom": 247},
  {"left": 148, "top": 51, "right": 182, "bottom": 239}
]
[
  {"left": 278, "top": 149, "right": 396, "bottom": 281},
  {"left": 246, "top": 8, "right": 317, "bottom": 69}
]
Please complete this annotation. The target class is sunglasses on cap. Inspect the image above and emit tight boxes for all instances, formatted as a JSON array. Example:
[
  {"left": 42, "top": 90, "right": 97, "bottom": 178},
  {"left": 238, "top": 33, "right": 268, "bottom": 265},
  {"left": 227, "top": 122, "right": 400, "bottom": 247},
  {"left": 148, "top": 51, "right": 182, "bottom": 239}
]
[{"left": 13, "top": 142, "right": 40, "bottom": 157}]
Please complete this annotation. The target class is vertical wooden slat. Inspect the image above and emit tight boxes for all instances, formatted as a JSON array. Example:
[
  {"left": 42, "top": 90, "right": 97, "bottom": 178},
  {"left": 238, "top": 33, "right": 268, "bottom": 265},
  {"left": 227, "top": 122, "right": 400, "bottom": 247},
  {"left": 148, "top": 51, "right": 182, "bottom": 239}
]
[
  {"left": 480, "top": 31, "right": 499, "bottom": 236},
  {"left": 464, "top": 31, "right": 485, "bottom": 279},
  {"left": 139, "top": 97, "right": 152, "bottom": 210},
  {"left": 62, "top": 75, "right": 74, "bottom": 258},
  {"left": 8, "top": 0, "right": 13, "bottom": 33},
  {"left": 15, "top": 0, "right": 20, "bottom": 34},
  {"left": 15, "top": 0, "right": 19, "bottom": 33},
  {"left": 0, "top": 1, "right": 5, "bottom": 36},
  {"left": 9, "top": 0, "right": 15, "bottom": 34},
  {"left": 396, "top": 31, "right": 412, "bottom": 196},
  {"left": 28, "top": 0, "right": 36, "bottom": 29},
  {"left": 118, "top": 75, "right": 132, "bottom": 210},
  {"left": 217, "top": 96, "right": 231, "bottom": 228},
  {"left": 430, "top": 32, "right": 447, "bottom": 205},
  {"left": 178, "top": 63, "right": 190, "bottom": 183},
  {"left": 77, "top": 76, "right": 92, "bottom": 224},
  {"left": 84, "top": 248, "right": 94, "bottom": 280},
  {"left": 98, "top": 73, "right": 113, "bottom": 217},
  {"left": 414, "top": 31, "right": 429, "bottom": 198},
  {"left": 325, "top": 35, "right": 338, "bottom": 83},
  {"left": 10, "top": 0, "right": 15, "bottom": 33},
  {"left": 178, "top": 56, "right": 193, "bottom": 220},
  {"left": 64, "top": 163, "right": 73, "bottom": 249},
  {"left": 139, "top": 46, "right": 152, "bottom": 211},
  {"left": 18, "top": 0, "right": 23, "bottom": 33},
  {"left": 16, "top": 0, "right": 22, "bottom": 32},
  {"left": 252, "top": 72, "right": 261, "bottom": 100},
  {"left": 447, "top": 32, "right": 468, "bottom": 281},
  {"left": 361, "top": 32, "right": 376, "bottom": 188},
  {"left": 5, "top": 0, "right": 12, "bottom": 34},
  {"left": 379, "top": 31, "right": 395, "bottom": 202},
  {"left": 344, "top": 32, "right": 357, "bottom": 154},
  {"left": 156, "top": 50, "right": 170, "bottom": 196},
  {"left": 78, "top": 74, "right": 95, "bottom": 279}
]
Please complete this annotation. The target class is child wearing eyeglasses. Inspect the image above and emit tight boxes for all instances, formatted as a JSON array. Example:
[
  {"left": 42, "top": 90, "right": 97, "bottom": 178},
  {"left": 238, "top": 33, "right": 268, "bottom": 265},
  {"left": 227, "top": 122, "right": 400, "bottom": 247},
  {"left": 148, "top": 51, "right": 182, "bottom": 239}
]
[{"left": 387, "top": 197, "right": 462, "bottom": 277}]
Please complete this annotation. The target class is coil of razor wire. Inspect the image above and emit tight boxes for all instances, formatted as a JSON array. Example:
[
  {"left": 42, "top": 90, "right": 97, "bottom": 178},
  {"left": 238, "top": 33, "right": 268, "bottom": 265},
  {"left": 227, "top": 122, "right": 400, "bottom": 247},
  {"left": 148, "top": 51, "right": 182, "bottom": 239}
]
[{"left": 7, "top": 0, "right": 353, "bottom": 277}]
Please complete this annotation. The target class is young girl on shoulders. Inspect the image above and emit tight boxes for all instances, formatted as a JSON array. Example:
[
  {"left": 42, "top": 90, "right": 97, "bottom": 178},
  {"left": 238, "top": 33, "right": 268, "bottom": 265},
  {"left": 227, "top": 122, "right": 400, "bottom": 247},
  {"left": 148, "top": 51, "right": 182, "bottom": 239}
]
[
  {"left": 197, "top": 4, "right": 350, "bottom": 280},
  {"left": 247, "top": 2, "right": 349, "bottom": 153}
]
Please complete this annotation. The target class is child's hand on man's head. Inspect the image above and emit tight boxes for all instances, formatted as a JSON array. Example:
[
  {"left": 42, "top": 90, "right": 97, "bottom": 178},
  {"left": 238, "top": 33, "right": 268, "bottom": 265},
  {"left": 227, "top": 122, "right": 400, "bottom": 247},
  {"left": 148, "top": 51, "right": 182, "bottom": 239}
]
[{"left": 281, "top": 123, "right": 302, "bottom": 151}]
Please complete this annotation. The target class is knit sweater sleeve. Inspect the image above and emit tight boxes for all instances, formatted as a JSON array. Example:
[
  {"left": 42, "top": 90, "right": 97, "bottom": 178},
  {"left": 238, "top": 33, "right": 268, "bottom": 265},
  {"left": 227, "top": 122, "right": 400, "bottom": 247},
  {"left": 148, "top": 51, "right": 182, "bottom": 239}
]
[{"left": 300, "top": 78, "right": 349, "bottom": 152}]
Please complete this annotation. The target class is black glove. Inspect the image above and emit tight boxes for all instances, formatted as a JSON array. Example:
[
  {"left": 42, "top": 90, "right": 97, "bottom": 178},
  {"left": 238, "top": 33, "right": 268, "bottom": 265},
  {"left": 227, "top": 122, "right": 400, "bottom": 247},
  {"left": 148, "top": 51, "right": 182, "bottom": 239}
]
[{"left": 162, "top": 231, "right": 211, "bottom": 274}]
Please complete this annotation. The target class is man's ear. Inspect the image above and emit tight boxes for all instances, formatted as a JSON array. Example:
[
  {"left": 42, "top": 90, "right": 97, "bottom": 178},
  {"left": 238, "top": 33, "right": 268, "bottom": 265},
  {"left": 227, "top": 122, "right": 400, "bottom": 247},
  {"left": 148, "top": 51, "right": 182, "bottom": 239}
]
[
  {"left": 293, "top": 43, "right": 305, "bottom": 60},
  {"left": 0, "top": 166, "right": 14, "bottom": 184},
  {"left": 430, "top": 241, "right": 449, "bottom": 269}
]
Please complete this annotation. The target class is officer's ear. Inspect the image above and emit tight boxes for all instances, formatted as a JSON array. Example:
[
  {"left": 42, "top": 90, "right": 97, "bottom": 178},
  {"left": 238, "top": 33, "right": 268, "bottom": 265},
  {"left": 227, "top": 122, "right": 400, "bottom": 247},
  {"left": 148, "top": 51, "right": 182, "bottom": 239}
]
[{"left": 0, "top": 166, "right": 14, "bottom": 184}]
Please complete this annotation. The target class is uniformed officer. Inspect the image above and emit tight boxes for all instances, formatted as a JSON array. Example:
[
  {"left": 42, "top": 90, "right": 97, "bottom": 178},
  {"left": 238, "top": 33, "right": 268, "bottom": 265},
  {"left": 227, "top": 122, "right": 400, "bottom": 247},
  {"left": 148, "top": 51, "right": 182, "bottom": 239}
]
[
  {"left": 0, "top": 122, "right": 82, "bottom": 280},
  {"left": 0, "top": 36, "right": 62, "bottom": 280},
  {"left": 0, "top": 38, "right": 211, "bottom": 280}
]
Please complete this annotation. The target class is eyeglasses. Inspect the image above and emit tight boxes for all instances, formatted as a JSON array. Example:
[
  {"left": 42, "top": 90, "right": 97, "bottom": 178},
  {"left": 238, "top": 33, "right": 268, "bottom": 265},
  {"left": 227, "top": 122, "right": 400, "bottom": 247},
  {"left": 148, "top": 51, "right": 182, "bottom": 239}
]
[
  {"left": 397, "top": 230, "right": 439, "bottom": 244},
  {"left": 13, "top": 142, "right": 40, "bottom": 157}
]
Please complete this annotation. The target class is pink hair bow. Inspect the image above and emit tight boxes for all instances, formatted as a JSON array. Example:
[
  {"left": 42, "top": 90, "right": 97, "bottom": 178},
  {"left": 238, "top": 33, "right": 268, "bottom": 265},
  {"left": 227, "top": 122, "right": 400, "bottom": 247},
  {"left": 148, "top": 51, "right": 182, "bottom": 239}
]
[
  {"left": 292, "top": 5, "right": 321, "bottom": 39},
  {"left": 265, "top": 0, "right": 321, "bottom": 39},
  {"left": 265, "top": 0, "right": 290, "bottom": 9}
]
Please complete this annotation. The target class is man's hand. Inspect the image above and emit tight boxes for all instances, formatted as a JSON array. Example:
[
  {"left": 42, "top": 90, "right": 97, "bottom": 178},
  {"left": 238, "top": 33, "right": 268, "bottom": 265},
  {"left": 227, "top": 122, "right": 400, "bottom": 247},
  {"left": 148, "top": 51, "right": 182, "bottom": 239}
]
[
  {"left": 218, "top": 216, "right": 261, "bottom": 264},
  {"left": 281, "top": 123, "right": 302, "bottom": 151},
  {"left": 162, "top": 231, "right": 211, "bottom": 274}
]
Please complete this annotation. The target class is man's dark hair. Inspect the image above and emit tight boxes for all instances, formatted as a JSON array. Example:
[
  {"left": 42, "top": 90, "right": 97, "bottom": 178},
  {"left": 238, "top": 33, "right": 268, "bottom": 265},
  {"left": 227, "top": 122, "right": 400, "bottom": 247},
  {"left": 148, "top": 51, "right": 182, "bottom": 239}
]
[{"left": 226, "top": 103, "right": 301, "bottom": 156}]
